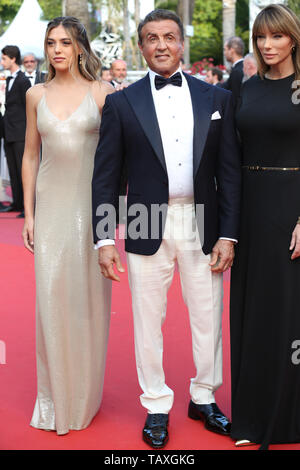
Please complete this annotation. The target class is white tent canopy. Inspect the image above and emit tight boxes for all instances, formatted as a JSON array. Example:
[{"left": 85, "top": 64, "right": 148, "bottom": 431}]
[{"left": 0, "top": 0, "right": 47, "bottom": 59}]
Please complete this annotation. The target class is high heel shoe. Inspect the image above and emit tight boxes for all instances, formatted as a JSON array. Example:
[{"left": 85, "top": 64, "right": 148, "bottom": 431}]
[{"left": 235, "top": 439, "right": 256, "bottom": 447}]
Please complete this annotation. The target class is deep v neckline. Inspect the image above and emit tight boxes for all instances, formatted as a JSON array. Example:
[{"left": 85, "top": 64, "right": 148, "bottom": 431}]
[{"left": 41, "top": 90, "right": 91, "bottom": 122}]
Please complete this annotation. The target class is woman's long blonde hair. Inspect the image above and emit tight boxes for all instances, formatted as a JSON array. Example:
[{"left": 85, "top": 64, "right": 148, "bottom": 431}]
[
  {"left": 44, "top": 16, "right": 101, "bottom": 83},
  {"left": 252, "top": 3, "right": 300, "bottom": 80}
]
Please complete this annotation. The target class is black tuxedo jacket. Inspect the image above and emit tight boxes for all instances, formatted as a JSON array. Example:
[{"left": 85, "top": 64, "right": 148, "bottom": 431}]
[
  {"left": 108, "top": 79, "right": 127, "bottom": 196},
  {"left": 25, "top": 70, "right": 47, "bottom": 85},
  {"left": 92, "top": 72, "right": 241, "bottom": 255},
  {"left": 34, "top": 70, "right": 47, "bottom": 85},
  {"left": 221, "top": 60, "right": 244, "bottom": 109},
  {"left": 4, "top": 70, "right": 31, "bottom": 143},
  {"left": 0, "top": 112, "right": 4, "bottom": 140}
]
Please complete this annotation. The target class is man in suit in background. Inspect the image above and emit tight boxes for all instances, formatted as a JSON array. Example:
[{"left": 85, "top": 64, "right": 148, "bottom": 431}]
[
  {"left": 110, "top": 59, "right": 129, "bottom": 90},
  {"left": 0, "top": 46, "right": 31, "bottom": 216},
  {"left": 23, "top": 53, "right": 46, "bottom": 86},
  {"left": 101, "top": 66, "right": 113, "bottom": 83},
  {"left": 243, "top": 52, "right": 258, "bottom": 82},
  {"left": 222, "top": 36, "right": 244, "bottom": 109},
  {"left": 205, "top": 67, "right": 224, "bottom": 86},
  {"left": 92, "top": 9, "right": 241, "bottom": 449}
]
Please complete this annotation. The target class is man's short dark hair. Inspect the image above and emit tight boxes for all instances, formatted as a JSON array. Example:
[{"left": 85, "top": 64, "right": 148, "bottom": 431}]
[
  {"left": 138, "top": 9, "right": 184, "bottom": 44},
  {"left": 1, "top": 45, "right": 21, "bottom": 65},
  {"left": 225, "top": 36, "right": 245, "bottom": 57},
  {"left": 211, "top": 67, "right": 223, "bottom": 82}
]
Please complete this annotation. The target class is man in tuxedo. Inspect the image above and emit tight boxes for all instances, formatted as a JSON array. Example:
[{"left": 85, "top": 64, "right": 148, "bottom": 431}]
[
  {"left": 0, "top": 46, "right": 31, "bottom": 216},
  {"left": 222, "top": 36, "right": 245, "bottom": 109},
  {"left": 22, "top": 53, "right": 46, "bottom": 86},
  {"left": 110, "top": 59, "right": 129, "bottom": 90},
  {"left": 92, "top": 9, "right": 241, "bottom": 448},
  {"left": 205, "top": 67, "right": 223, "bottom": 86}
]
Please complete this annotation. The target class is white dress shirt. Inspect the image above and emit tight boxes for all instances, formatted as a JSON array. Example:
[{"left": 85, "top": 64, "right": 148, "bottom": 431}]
[
  {"left": 96, "top": 68, "right": 236, "bottom": 248},
  {"left": 96, "top": 68, "right": 193, "bottom": 249},
  {"left": 7, "top": 68, "right": 21, "bottom": 91},
  {"left": 25, "top": 70, "right": 36, "bottom": 87},
  {"left": 149, "top": 68, "right": 194, "bottom": 199}
]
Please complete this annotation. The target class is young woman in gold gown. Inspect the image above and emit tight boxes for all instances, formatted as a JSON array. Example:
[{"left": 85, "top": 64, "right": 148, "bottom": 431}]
[{"left": 22, "top": 17, "right": 114, "bottom": 435}]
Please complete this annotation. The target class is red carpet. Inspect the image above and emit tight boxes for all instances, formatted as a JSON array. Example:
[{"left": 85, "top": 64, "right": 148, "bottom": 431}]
[{"left": 0, "top": 213, "right": 299, "bottom": 450}]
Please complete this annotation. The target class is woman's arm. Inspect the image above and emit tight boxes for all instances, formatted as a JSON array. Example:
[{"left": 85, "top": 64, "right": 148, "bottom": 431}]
[{"left": 22, "top": 86, "right": 43, "bottom": 253}]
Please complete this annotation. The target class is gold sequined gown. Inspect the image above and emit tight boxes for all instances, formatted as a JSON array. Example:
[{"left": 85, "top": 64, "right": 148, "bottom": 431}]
[{"left": 30, "top": 91, "right": 112, "bottom": 435}]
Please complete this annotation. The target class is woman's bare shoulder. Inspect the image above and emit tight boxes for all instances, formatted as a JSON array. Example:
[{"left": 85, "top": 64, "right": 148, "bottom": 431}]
[
  {"left": 92, "top": 79, "right": 115, "bottom": 96},
  {"left": 91, "top": 79, "right": 115, "bottom": 109},
  {"left": 26, "top": 83, "right": 47, "bottom": 106}
]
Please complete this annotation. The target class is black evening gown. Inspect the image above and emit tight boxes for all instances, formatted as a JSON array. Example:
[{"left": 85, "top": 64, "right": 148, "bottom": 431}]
[{"left": 230, "top": 74, "right": 300, "bottom": 449}]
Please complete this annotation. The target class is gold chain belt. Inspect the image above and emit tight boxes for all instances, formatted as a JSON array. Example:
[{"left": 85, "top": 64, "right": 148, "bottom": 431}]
[{"left": 242, "top": 165, "right": 300, "bottom": 171}]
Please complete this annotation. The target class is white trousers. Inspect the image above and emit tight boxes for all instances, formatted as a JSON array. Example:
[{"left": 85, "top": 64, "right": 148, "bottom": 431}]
[{"left": 127, "top": 198, "right": 223, "bottom": 414}]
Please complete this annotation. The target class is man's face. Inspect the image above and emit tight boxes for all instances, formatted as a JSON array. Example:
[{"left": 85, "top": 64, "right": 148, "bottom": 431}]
[
  {"left": 110, "top": 60, "right": 127, "bottom": 83},
  {"left": 102, "top": 69, "right": 112, "bottom": 82},
  {"left": 1, "top": 54, "right": 15, "bottom": 71},
  {"left": 138, "top": 20, "right": 184, "bottom": 78},
  {"left": 224, "top": 43, "right": 233, "bottom": 63},
  {"left": 243, "top": 59, "right": 251, "bottom": 79},
  {"left": 23, "top": 55, "right": 37, "bottom": 74},
  {"left": 205, "top": 70, "right": 214, "bottom": 84}
]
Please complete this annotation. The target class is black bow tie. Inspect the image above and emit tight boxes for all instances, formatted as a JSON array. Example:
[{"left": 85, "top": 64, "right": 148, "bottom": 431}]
[{"left": 154, "top": 72, "right": 182, "bottom": 90}]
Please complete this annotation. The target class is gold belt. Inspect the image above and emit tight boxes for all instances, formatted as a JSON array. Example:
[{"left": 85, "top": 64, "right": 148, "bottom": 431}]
[{"left": 242, "top": 165, "right": 300, "bottom": 171}]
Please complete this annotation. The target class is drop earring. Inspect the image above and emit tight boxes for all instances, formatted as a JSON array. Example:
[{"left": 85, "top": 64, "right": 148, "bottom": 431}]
[{"left": 79, "top": 53, "right": 83, "bottom": 66}]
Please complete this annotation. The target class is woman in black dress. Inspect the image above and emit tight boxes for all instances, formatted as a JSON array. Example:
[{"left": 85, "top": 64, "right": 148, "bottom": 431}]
[{"left": 230, "top": 4, "right": 300, "bottom": 449}]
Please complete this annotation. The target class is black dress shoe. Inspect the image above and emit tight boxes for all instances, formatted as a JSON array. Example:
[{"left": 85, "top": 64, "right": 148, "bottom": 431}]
[
  {"left": 143, "top": 413, "right": 169, "bottom": 449},
  {"left": 188, "top": 401, "right": 231, "bottom": 436},
  {"left": 0, "top": 203, "right": 15, "bottom": 213}
]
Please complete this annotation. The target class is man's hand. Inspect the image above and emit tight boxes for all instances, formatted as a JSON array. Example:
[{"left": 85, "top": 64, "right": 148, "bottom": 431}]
[
  {"left": 115, "top": 82, "right": 129, "bottom": 91},
  {"left": 98, "top": 245, "right": 125, "bottom": 282},
  {"left": 209, "top": 239, "right": 235, "bottom": 273},
  {"left": 290, "top": 224, "right": 300, "bottom": 260}
]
